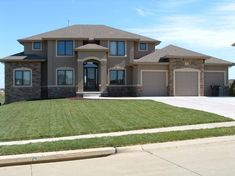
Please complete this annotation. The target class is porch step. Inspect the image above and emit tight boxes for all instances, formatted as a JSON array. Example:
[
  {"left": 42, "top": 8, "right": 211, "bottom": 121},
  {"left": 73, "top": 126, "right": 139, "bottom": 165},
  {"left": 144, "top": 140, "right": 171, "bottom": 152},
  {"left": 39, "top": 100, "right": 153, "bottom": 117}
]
[{"left": 76, "top": 92, "right": 102, "bottom": 98}]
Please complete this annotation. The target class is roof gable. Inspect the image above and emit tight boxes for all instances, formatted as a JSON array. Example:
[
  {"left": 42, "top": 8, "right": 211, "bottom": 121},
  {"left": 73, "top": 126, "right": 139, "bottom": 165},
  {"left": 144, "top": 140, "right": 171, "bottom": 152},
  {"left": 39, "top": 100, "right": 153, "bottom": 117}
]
[{"left": 75, "top": 44, "right": 108, "bottom": 51}]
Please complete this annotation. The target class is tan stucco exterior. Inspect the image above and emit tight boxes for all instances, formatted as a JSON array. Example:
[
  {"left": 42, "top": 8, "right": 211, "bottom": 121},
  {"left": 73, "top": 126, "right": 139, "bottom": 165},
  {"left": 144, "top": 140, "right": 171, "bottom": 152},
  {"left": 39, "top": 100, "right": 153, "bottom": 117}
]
[{"left": 2, "top": 25, "right": 233, "bottom": 102}]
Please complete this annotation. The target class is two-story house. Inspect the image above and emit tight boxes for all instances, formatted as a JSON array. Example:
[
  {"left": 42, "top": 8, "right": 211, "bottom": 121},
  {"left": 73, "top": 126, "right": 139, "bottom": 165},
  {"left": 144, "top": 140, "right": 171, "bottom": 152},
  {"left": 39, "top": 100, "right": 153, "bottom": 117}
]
[{"left": 1, "top": 25, "right": 234, "bottom": 103}]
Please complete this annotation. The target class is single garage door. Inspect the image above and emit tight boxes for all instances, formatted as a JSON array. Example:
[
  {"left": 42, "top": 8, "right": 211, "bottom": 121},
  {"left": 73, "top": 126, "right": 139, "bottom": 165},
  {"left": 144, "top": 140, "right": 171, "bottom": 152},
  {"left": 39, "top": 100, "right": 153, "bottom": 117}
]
[
  {"left": 142, "top": 71, "right": 167, "bottom": 96},
  {"left": 175, "top": 71, "right": 199, "bottom": 96},
  {"left": 204, "top": 72, "right": 225, "bottom": 96}
]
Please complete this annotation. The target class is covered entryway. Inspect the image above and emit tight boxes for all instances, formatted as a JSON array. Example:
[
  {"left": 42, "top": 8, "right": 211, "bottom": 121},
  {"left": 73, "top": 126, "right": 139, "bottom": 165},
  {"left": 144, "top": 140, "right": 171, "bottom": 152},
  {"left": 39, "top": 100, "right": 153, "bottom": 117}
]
[
  {"left": 174, "top": 69, "right": 199, "bottom": 96},
  {"left": 142, "top": 71, "right": 168, "bottom": 96},
  {"left": 83, "top": 61, "right": 99, "bottom": 91},
  {"left": 204, "top": 71, "right": 225, "bottom": 96}
]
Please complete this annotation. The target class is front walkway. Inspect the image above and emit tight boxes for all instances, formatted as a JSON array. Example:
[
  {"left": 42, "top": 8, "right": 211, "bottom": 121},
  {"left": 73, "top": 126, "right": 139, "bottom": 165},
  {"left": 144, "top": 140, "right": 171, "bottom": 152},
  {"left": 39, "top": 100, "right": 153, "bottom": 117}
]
[{"left": 1, "top": 121, "right": 235, "bottom": 146}]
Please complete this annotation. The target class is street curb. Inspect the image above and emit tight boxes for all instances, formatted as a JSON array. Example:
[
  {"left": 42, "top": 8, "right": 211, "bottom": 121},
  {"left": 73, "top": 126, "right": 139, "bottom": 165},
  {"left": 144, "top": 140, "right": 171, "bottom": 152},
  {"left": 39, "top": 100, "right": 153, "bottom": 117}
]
[
  {"left": 1, "top": 135, "right": 235, "bottom": 167},
  {"left": 0, "top": 147, "right": 116, "bottom": 167}
]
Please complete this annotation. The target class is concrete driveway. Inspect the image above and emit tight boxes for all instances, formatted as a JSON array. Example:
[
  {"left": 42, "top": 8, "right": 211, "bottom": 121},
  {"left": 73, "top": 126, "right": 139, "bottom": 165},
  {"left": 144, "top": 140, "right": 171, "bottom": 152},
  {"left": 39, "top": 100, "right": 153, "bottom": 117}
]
[
  {"left": 90, "top": 96, "right": 235, "bottom": 120},
  {"left": 1, "top": 136, "right": 235, "bottom": 176},
  {"left": 149, "top": 97, "right": 235, "bottom": 120}
]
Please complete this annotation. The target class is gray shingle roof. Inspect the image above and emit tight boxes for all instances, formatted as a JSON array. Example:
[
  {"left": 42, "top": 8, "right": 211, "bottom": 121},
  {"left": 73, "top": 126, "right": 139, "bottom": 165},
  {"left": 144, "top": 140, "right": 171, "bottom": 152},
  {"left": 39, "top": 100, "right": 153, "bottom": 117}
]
[
  {"left": 0, "top": 52, "right": 46, "bottom": 62},
  {"left": 205, "top": 57, "right": 234, "bottom": 65},
  {"left": 135, "top": 45, "right": 234, "bottom": 65},
  {"left": 75, "top": 44, "right": 108, "bottom": 51},
  {"left": 18, "top": 25, "right": 160, "bottom": 43}
]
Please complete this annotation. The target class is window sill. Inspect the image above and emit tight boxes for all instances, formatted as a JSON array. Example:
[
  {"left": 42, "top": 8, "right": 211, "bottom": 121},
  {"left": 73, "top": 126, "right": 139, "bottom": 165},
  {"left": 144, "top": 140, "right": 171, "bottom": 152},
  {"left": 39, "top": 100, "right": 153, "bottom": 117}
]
[{"left": 13, "top": 85, "right": 32, "bottom": 88}]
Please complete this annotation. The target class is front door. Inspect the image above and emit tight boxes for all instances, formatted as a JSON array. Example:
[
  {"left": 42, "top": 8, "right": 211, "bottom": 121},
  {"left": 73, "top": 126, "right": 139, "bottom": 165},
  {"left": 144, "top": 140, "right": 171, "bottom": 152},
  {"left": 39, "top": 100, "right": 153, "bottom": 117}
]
[{"left": 84, "top": 62, "right": 98, "bottom": 91}]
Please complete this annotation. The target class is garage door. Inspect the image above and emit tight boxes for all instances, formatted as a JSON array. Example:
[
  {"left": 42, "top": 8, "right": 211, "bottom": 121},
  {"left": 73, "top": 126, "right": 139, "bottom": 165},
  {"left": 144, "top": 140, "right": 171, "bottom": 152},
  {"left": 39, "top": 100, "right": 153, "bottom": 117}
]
[
  {"left": 142, "top": 71, "right": 167, "bottom": 96},
  {"left": 175, "top": 71, "right": 199, "bottom": 96},
  {"left": 204, "top": 72, "right": 225, "bottom": 96}
]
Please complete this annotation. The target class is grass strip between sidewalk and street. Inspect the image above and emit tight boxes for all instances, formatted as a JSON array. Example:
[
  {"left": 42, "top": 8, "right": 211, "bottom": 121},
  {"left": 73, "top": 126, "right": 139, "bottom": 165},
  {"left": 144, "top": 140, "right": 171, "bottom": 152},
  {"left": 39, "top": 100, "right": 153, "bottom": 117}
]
[{"left": 1, "top": 126, "right": 235, "bottom": 156}]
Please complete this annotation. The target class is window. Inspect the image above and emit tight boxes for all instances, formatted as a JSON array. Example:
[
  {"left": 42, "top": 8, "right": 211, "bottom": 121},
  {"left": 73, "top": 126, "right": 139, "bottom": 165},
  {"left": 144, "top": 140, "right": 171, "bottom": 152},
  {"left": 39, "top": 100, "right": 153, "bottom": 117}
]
[
  {"left": 14, "top": 70, "right": 31, "bottom": 86},
  {"left": 139, "top": 42, "right": 147, "bottom": 51},
  {"left": 57, "top": 40, "right": 73, "bottom": 56},
  {"left": 109, "top": 41, "right": 125, "bottom": 56},
  {"left": 109, "top": 70, "right": 125, "bottom": 85},
  {"left": 33, "top": 42, "right": 41, "bottom": 50},
  {"left": 57, "top": 69, "right": 73, "bottom": 85}
]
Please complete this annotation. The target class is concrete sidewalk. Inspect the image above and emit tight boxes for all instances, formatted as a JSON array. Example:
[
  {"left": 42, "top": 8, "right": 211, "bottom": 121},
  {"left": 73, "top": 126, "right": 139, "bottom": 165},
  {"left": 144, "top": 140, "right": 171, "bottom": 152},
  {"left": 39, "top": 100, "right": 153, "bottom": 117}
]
[
  {"left": 1, "top": 135, "right": 235, "bottom": 175},
  {"left": 1, "top": 121, "right": 235, "bottom": 146}
]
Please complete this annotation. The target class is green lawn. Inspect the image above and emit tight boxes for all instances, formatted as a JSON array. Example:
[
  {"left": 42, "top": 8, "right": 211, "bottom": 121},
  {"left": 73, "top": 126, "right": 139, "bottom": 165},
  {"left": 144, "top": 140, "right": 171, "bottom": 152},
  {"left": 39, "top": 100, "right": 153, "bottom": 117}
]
[
  {"left": 1, "top": 126, "right": 235, "bottom": 156},
  {"left": 0, "top": 99, "right": 232, "bottom": 141}
]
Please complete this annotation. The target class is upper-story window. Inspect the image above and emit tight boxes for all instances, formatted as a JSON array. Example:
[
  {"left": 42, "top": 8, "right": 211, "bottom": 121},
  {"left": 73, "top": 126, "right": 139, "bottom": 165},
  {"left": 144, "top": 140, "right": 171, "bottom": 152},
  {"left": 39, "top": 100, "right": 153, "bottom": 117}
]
[
  {"left": 109, "top": 41, "right": 125, "bottom": 56},
  {"left": 57, "top": 40, "right": 74, "bottom": 56},
  {"left": 14, "top": 69, "right": 32, "bottom": 87},
  {"left": 32, "top": 41, "right": 42, "bottom": 50},
  {"left": 139, "top": 42, "right": 148, "bottom": 51}
]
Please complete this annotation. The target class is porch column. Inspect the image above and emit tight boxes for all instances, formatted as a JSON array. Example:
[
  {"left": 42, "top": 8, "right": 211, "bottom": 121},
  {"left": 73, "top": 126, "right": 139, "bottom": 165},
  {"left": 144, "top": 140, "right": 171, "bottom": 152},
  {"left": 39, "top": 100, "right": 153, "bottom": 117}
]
[
  {"left": 77, "top": 60, "right": 83, "bottom": 92},
  {"left": 100, "top": 59, "right": 107, "bottom": 92}
]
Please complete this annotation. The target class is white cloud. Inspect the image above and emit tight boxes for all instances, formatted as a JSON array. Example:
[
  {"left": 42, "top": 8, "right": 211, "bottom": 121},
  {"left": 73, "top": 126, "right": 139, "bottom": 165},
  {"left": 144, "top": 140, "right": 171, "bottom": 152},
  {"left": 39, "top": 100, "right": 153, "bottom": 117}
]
[
  {"left": 135, "top": 8, "right": 154, "bottom": 17},
  {"left": 214, "top": 2, "right": 235, "bottom": 12},
  {"left": 135, "top": 8, "right": 145, "bottom": 16},
  {"left": 131, "top": 2, "right": 235, "bottom": 49}
]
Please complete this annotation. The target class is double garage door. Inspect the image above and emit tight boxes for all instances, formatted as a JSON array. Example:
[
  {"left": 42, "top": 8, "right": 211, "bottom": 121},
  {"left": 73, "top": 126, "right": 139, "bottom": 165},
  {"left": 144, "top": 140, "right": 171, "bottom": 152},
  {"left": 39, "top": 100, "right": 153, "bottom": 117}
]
[
  {"left": 142, "top": 70, "right": 199, "bottom": 96},
  {"left": 142, "top": 71, "right": 167, "bottom": 96}
]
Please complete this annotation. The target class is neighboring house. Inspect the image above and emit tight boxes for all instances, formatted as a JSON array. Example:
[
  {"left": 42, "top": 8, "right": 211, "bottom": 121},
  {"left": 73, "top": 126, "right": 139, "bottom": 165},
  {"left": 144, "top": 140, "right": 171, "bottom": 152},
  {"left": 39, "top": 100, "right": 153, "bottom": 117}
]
[{"left": 0, "top": 25, "right": 234, "bottom": 103}]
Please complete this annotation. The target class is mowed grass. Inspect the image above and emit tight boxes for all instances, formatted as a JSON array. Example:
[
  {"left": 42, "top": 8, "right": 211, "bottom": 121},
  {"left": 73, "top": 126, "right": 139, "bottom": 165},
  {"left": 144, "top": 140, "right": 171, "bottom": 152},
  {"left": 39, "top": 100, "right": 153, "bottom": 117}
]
[
  {"left": 1, "top": 126, "right": 235, "bottom": 156},
  {"left": 0, "top": 99, "right": 232, "bottom": 141}
]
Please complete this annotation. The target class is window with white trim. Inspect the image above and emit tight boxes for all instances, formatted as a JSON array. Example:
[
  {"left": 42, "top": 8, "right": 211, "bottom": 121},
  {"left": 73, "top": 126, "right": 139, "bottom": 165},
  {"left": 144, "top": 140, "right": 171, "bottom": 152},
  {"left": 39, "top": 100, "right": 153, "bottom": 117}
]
[
  {"left": 57, "top": 69, "right": 73, "bottom": 85},
  {"left": 14, "top": 70, "right": 32, "bottom": 86},
  {"left": 109, "top": 70, "right": 125, "bottom": 85},
  {"left": 109, "top": 41, "right": 125, "bottom": 56}
]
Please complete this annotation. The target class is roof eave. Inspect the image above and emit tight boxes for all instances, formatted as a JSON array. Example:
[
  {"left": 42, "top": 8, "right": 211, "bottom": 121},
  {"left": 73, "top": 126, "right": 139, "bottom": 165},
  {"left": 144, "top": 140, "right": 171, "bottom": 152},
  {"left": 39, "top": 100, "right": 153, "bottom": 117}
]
[
  {"left": 131, "top": 61, "right": 169, "bottom": 65},
  {"left": 162, "top": 55, "right": 210, "bottom": 59},
  {"left": 75, "top": 48, "right": 108, "bottom": 52},
  {"left": 205, "top": 63, "right": 235, "bottom": 66},
  {"left": 0, "top": 59, "right": 46, "bottom": 63}
]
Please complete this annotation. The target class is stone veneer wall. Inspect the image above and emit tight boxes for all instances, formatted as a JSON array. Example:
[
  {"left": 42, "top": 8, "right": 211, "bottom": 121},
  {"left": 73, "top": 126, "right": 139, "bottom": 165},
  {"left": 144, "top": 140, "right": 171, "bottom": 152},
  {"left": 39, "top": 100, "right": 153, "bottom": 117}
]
[
  {"left": 107, "top": 86, "right": 143, "bottom": 97},
  {"left": 47, "top": 87, "right": 77, "bottom": 99},
  {"left": 169, "top": 58, "right": 205, "bottom": 96},
  {"left": 5, "top": 62, "right": 41, "bottom": 103}
]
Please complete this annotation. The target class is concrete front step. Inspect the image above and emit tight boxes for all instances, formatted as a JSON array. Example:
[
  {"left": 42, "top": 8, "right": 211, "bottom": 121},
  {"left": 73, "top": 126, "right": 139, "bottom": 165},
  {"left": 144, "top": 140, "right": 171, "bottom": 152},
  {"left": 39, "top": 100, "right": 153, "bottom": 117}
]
[{"left": 76, "top": 91, "right": 102, "bottom": 98}]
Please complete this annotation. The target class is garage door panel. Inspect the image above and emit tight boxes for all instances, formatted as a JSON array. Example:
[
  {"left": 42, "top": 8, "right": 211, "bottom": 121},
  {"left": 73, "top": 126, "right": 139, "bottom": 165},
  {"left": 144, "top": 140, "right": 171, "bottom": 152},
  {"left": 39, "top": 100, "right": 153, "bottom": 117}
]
[
  {"left": 175, "top": 71, "right": 198, "bottom": 96},
  {"left": 142, "top": 72, "right": 167, "bottom": 96},
  {"left": 204, "top": 72, "right": 225, "bottom": 96}
]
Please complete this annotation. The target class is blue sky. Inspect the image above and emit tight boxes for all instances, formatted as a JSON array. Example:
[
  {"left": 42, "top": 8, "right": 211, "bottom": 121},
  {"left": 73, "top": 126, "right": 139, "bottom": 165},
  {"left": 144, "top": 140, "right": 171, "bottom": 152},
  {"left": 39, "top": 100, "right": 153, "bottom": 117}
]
[{"left": 1, "top": 0, "right": 235, "bottom": 88}]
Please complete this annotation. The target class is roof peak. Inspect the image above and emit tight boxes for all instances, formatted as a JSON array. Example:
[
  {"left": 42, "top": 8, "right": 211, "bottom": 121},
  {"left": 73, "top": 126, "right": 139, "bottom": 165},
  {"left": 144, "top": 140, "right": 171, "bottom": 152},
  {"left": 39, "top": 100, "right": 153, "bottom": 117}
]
[{"left": 18, "top": 25, "right": 160, "bottom": 43}]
